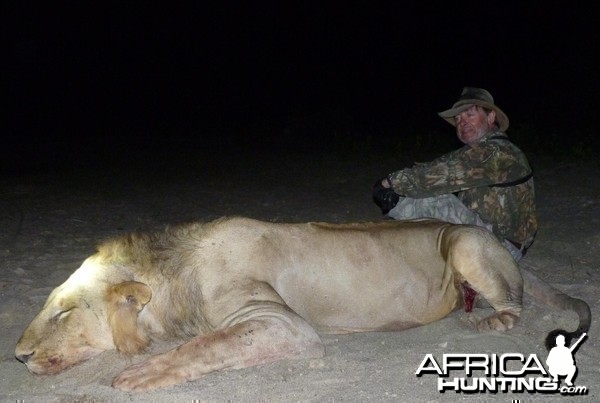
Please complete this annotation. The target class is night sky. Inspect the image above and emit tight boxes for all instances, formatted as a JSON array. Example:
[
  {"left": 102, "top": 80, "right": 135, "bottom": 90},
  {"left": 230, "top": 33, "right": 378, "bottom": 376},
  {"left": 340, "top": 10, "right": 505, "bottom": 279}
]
[{"left": 3, "top": 2, "right": 598, "bottom": 170}]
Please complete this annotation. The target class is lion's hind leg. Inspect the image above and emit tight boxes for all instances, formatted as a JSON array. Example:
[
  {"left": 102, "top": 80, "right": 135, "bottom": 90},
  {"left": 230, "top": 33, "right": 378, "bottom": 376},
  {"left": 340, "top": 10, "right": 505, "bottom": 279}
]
[
  {"left": 444, "top": 226, "right": 523, "bottom": 332},
  {"left": 112, "top": 302, "right": 324, "bottom": 391}
]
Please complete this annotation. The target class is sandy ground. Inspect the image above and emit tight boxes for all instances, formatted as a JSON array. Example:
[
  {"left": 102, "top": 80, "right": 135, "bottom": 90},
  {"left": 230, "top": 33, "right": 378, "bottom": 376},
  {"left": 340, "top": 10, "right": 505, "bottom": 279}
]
[{"left": 1, "top": 149, "right": 598, "bottom": 401}]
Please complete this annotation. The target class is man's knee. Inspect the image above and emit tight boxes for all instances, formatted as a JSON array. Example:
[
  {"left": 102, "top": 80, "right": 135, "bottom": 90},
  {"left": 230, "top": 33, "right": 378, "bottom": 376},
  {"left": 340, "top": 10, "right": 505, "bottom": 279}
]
[{"left": 388, "top": 194, "right": 491, "bottom": 231}]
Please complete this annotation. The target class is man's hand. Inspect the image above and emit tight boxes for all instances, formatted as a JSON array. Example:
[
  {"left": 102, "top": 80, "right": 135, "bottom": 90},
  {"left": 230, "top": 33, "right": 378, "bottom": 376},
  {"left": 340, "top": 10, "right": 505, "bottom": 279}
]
[{"left": 372, "top": 178, "right": 400, "bottom": 215}]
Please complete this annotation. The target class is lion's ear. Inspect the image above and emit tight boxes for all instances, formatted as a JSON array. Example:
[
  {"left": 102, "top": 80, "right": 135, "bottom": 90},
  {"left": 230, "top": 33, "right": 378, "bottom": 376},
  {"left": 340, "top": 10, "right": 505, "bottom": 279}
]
[
  {"left": 110, "top": 281, "right": 152, "bottom": 311},
  {"left": 106, "top": 281, "right": 152, "bottom": 355}
]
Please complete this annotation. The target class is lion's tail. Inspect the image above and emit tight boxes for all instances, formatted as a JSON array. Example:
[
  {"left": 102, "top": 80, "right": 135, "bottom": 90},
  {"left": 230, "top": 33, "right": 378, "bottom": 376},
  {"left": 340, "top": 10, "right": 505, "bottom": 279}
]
[{"left": 520, "top": 266, "right": 591, "bottom": 350}]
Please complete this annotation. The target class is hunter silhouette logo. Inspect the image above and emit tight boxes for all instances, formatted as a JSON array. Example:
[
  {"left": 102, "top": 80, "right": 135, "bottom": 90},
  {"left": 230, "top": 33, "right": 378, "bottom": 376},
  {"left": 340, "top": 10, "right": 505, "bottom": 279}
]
[
  {"left": 546, "top": 332, "right": 587, "bottom": 387},
  {"left": 415, "top": 332, "right": 589, "bottom": 395}
]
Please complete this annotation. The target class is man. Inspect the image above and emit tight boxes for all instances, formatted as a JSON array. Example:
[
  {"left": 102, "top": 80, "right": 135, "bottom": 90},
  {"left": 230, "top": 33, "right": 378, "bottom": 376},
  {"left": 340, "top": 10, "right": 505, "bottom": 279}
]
[
  {"left": 373, "top": 87, "right": 537, "bottom": 261},
  {"left": 546, "top": 333, "right": 587, "bottom": 386}
]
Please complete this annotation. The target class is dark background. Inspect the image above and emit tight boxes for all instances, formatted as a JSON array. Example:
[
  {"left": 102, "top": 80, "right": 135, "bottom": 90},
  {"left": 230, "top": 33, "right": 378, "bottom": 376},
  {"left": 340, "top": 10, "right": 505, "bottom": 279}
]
[{"left": 3, "top": 1, "right": 598, "bottom": 172}]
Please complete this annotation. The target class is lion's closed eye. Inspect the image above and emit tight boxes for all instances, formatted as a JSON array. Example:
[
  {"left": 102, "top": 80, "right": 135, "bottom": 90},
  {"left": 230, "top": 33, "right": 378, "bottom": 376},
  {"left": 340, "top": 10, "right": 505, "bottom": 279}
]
[{"left": 53, "top": 308, "right": 74, "bottom": 322}]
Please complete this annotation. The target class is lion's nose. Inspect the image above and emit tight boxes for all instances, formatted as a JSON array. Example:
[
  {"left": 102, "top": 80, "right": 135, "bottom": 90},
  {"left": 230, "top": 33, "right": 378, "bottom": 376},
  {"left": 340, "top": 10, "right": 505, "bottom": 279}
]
[{"left": 16, "top": 352, "right": 34, "bottom": 364}]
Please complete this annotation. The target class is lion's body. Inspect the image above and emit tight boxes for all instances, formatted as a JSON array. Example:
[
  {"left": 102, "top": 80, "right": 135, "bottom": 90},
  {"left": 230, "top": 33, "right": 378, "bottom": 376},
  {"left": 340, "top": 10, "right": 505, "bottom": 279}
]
[{"left": 16, "top": 217, "right": 590, "bottom": 391}]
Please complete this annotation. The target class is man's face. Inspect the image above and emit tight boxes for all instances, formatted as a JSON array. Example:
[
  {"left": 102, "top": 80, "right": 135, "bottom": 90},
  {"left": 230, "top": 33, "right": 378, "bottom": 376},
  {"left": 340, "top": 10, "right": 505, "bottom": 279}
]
[{"left": 454, "top": 105, "right": 496, "bottom": 146}]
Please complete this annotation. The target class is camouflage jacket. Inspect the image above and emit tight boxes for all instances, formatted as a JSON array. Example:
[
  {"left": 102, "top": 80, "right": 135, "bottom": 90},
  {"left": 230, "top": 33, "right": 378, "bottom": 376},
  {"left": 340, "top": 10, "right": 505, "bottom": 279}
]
[{"left": 388, "top": 130, "right": 537, "bottom": 247}]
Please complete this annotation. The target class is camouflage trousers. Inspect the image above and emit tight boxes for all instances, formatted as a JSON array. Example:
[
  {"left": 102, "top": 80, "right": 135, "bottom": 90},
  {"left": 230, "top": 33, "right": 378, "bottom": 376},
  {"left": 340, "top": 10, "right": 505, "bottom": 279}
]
[{"left": 388, "top": 194, "right": 523, "bottom": 262}]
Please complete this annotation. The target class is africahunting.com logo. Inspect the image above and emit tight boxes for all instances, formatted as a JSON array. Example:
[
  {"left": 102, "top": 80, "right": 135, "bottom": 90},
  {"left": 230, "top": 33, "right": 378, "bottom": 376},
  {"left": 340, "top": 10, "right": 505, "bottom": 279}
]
[{"left": 415, "top": 332, "right": 588, "bottom": 396}]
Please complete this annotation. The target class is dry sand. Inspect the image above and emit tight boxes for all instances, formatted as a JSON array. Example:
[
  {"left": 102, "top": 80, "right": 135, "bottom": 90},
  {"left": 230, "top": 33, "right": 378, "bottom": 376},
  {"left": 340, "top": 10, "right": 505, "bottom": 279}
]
[{"left": 1, "top": 150, "right": 598, "bottom": 401}]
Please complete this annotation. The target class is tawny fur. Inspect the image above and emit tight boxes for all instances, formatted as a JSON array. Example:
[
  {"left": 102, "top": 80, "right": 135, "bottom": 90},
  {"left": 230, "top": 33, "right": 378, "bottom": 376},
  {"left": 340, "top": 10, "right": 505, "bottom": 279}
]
[
  {"left": 15, "top": 217, "right": 591, "bottom": 392},
  {"left": 107, "top": 282, "right": 152, "bottom": 355}
]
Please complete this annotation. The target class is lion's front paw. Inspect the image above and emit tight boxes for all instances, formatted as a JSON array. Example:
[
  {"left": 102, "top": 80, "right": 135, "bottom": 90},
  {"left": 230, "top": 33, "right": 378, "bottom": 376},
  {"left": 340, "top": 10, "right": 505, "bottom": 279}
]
[
  {"left": 112, "top": 356, "right": 185, "bottom": 392},
  {"left": 476, "top": 311, "right": 519, "bottom": 332}
]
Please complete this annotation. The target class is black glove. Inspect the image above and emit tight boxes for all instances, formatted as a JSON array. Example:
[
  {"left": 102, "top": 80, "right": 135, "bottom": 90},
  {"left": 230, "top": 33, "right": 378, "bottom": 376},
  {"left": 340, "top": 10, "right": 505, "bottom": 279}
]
[{"left": 372, "top": 178, "right": 400, "bottom": 215}]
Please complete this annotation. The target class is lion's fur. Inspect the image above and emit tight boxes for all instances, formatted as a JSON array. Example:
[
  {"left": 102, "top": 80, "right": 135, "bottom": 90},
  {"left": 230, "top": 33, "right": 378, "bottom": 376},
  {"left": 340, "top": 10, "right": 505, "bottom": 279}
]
[
  {"left": 106, "top": 281, "right": 152, "bottom": 354},
  {"left": 16, "top": 217, "right": 591, "bottom": 391}
]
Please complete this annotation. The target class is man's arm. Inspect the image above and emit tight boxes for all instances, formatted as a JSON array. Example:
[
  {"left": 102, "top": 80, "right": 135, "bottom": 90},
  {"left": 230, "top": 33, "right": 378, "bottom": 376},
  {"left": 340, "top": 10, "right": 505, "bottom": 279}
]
[{"left": 388, "top": 141, "right": 531, "bottom": 198}]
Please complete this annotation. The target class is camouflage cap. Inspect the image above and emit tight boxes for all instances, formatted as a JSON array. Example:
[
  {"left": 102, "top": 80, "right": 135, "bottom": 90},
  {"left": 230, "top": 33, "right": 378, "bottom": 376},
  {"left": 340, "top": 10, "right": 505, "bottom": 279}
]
[{"left": 438, "top": 87, "right": 509, "bottom": 131}]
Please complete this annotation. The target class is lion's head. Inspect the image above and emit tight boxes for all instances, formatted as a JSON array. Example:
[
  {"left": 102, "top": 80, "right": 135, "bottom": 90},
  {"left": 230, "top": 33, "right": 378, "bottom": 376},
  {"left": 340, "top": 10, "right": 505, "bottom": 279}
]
[{"left": 15, "top": 255, "right": 153, "bottom": 375}]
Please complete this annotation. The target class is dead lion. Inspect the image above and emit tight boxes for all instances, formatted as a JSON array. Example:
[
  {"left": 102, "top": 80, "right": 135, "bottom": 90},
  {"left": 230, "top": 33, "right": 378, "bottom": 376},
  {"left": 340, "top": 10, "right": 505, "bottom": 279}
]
[{"left": 15, "top": 217, "right": 590, "bottom": 391}]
